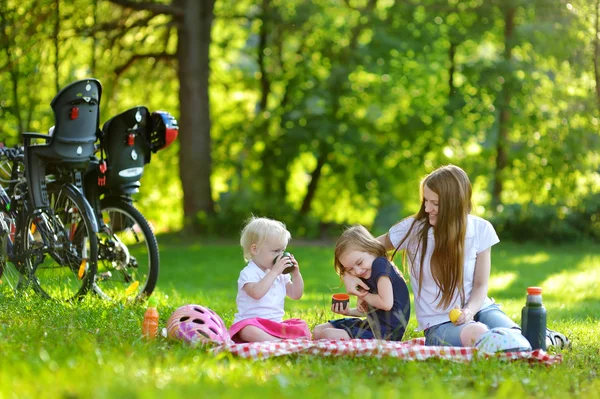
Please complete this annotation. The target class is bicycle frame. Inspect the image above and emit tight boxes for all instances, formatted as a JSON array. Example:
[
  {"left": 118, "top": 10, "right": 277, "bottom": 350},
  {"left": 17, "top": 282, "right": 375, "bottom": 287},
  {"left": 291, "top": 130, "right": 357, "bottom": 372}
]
[
  {"left": 1, "top": 149, "right": 99, "bottom": 296},
  {"left": 1, "top": 151, "right": 43, "bottom": 289}
]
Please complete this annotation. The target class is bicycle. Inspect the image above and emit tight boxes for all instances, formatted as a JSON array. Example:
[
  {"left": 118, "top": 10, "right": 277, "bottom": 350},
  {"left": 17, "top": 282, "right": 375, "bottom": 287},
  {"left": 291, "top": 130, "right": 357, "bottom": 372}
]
[
  {"left": 81, "top": 106, "right": 178, "bottom": 301},
  {"left": 0, "top": 78, "right": 102, "bottom": 300},
  {"left": 0, "top": 147, "right": 98, "bottom": 301},
  {"left": 0, "top": 146, "right": 27, "bottom": 293}
]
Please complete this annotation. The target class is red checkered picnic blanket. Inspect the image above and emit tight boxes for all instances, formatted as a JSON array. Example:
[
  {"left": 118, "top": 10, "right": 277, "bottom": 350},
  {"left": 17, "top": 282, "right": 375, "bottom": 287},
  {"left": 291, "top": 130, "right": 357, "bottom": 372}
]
[{"left": 212, "top": 337, "right": 562, "bottom": 365}]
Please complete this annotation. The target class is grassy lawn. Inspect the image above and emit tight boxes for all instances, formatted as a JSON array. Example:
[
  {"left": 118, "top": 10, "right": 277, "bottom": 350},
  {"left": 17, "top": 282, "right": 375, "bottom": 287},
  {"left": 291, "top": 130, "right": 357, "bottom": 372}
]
[{"left": 1, "top": 235, "right": 599, "bottom": 398}]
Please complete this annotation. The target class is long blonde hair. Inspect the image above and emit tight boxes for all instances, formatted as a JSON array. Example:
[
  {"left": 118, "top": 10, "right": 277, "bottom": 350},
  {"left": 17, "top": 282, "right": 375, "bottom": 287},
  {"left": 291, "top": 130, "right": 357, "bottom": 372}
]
[
  {"left": 334, "top": 225, "right": 388, "bottom": 277},
  {"left": 391, "top": 165, "right": 472, "bottom": 309}
]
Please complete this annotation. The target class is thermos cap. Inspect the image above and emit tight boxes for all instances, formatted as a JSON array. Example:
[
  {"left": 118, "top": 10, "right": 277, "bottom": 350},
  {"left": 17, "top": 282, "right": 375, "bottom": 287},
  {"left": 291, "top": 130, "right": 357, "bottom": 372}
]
[{"left": 527, "top": 286, "right": 542, "bottom": 295}]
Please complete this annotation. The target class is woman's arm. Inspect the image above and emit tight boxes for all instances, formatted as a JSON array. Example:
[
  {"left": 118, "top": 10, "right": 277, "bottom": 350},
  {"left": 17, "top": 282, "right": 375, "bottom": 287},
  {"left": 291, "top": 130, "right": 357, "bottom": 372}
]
[
  {"left": 361, "top": 276, "right": 394, "bottom": 311},
  {"left": 457, "top": 247, "right": 491, "bottom": 324},
  {"left": 376, "top": 233, "right": 395, "bottom": 251}
]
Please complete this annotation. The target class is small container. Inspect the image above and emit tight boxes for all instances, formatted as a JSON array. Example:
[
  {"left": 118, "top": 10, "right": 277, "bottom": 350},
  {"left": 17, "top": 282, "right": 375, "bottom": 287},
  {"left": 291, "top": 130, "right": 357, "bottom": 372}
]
[
  {"left": 273, "top": 251, "right": 295, "bottom": 274},
  {"left": 332, "top": 293, "right": 350, "bottom": 310},
  {"left": 521, "top": 286, "right": 547, "bottom": 350},
  {"left": 142, "top": 297, "right": 159, "bottom": 340}
]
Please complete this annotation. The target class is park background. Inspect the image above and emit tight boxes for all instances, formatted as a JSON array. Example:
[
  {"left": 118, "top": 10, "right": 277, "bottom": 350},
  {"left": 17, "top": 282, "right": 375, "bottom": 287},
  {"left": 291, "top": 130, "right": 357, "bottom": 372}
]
[
  {"left": 1, "top": 0, "right": 598, "bottom": 241},
  {"left": 1, "top": 0, "right": 600, "bottom": 398}
]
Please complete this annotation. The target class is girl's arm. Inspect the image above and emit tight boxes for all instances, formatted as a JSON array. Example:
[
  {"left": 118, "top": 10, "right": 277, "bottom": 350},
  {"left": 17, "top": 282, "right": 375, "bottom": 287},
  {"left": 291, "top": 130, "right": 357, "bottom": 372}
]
[
  {"left": 458, "top": 247, "right": 491, "bottom": 324},
  {"left": 243, "top": 256, "right": 288, "bottom": 299},
  {"left": 286, "top": 255, "right": 303, "bottom": 299},
  {"left": 331, "top": 302, "right": 365, "bottom": 317},
  {"left": 286, "top": 272, "right": 304, "bottom": 300},
  {"left": 343, "top": 273, "right": 369, "bottom": 295},
  {"left": 243, "top": 270, "right": 280, "bottom": 300},
  {"left": 361, "top": 276, "right": 394, "bottom": 311},
  {"left": 346, "top": 308, "right": 366, "bottom": 317}
]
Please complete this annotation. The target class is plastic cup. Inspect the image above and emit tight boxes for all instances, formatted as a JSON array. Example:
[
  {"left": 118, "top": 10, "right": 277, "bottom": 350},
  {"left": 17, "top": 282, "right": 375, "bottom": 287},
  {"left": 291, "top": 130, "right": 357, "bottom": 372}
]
[
  {"left": 273, "top": 251, "right": 295, "bottom": 274},
  {"left": 332, "top": 293, "right": 350, "bottom": 310}
]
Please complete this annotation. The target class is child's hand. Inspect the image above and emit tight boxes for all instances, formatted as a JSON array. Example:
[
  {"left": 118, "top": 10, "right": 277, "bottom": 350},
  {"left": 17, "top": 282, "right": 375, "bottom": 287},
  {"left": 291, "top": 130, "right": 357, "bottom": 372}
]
[
  {"left": 331, "top": 302, "right": 351, "bottom": 316},
  {"left": 343, "top": 274, "right": 369, "bottom": 297},
  {"left": 357, "top": 298, "right": 369, "bottom": 313},
  {"left": 454, "top": 307, "right": 474, "bottom": 325},
  {"left": 272, "top": 254, "right": 291, "bottom": 275},
  {"left": 288, "top": 255, "right": 300, "bottom": 274}
]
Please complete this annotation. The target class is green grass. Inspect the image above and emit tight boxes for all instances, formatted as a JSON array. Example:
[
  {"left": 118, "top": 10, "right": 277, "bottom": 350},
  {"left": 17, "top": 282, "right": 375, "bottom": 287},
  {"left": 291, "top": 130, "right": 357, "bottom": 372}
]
[{"left": 1, "top": 236, "right": 600, "bottom": 398}]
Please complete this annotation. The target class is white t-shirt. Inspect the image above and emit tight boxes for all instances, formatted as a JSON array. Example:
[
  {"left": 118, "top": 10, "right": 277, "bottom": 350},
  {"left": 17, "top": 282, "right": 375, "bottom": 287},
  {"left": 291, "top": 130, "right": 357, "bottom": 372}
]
[
  {"left": 233, "top": 260, "right": 292, "bottom": 324},
  {"left": 388, "top": 214, "right": 499, "bottom": 331}
]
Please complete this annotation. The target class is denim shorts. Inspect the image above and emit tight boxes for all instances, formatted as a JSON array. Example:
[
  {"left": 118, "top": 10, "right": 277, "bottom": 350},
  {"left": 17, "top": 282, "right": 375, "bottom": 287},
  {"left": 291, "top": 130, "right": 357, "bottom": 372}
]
[
  {"left": 424, "top": 303, "right": 520, "bottom": 346},
  {"left": 329, "top": 318, "right": 375, "bottom": 339}
]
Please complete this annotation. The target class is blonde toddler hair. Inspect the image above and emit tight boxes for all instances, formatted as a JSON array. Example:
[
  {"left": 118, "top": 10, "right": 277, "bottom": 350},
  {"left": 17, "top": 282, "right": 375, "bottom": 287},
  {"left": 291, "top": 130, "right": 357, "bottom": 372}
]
[{"left": 240, "top": 216, "right": 291, "bottom": 262}]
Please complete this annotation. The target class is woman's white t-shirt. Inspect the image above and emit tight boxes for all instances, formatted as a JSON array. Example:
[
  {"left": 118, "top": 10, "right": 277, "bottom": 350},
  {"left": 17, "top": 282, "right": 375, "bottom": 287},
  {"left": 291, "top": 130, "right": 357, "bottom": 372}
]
[
  {"left": 233, "top": 260, "right": 292, "bottom": 324},
  {"left": 388, "top": 214, "right": 499, "bottom": 331}
]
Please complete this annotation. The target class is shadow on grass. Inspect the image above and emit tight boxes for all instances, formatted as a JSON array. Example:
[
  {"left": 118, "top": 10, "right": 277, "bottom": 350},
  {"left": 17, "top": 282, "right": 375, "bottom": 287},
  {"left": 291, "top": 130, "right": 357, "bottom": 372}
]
[{"left": 489, "top": 242, "right": 600, "bottom": 307}]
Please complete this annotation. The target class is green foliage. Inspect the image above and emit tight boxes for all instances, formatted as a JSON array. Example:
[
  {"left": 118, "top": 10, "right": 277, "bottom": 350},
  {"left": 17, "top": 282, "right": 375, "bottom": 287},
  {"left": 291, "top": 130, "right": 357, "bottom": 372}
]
[
  {"left": 1, "top": 239, "right": 600, "bottom": 397},
  {"left": 202, "top": 187, "right": 328, "bottom": 239},
  {"left": 208, "top": 0, "right": 599, "bottom": 238},
  {"left": 491, "top": 193, "right": 600, "bottom": 243},
  {"left": 0, "top": 0, "right": 598, "bottom": 238},
  {"left": 136, "top": 142, "right": 184, "bottom": 232}
]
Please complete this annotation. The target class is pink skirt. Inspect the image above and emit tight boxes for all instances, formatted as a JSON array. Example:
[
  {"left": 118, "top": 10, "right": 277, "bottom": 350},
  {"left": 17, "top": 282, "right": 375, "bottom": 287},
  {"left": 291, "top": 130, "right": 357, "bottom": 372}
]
[{"left": 229, "top": 317, "right": 312, "bottom": 343}]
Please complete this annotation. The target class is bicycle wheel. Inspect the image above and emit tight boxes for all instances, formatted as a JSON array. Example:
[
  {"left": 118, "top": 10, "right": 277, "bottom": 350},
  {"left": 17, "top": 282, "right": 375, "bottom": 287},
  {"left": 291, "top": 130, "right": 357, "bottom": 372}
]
[
  {"left": 94, "top": 198, "right": 159, "bottom": 301},
  {"left": 25, "top": 184, "right": 98, "bottom": 300},
  {"left": 0, "top": 212, "right": 28, "bottom": 294}
]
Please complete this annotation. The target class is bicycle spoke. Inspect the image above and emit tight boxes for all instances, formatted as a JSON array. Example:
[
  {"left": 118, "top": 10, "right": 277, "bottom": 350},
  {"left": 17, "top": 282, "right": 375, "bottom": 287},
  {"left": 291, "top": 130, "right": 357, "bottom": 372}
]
[
  {"left": 0, "top": 214, "right": 28, "bottom": 295},
  {"left": 27, "top": 185, "right": 97, "bottom": 300},
  {"left": 95, "top": 200, "right": 158, "bottom": 301}
]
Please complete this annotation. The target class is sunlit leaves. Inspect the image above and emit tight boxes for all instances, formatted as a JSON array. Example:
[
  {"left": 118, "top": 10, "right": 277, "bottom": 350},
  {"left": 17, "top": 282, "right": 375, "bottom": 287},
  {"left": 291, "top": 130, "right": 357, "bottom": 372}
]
[{"left": 0, "top": 0, "right": 598, "bottom": 234}]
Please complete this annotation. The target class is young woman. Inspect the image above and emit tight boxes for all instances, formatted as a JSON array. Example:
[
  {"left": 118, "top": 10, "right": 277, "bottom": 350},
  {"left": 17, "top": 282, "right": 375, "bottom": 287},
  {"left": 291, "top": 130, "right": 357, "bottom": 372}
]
[{"left": 343, "top": 165, "right": 569, "bottom": 348}]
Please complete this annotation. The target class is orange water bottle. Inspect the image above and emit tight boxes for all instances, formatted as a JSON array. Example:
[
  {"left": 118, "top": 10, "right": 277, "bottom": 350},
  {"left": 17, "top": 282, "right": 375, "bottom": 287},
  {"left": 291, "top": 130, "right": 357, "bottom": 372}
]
[{"left": 142, "top": 297, "right": 159, "bottom": 340}]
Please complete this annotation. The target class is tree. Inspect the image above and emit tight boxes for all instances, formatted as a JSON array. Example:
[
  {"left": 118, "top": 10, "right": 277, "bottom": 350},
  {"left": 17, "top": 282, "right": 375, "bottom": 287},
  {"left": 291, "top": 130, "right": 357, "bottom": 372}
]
[
  {"left": 0, "top": 0, "right": 55, "bottom": 141},
  {"left": 594, "top": 0, "right": 600, "bottom": 110},
  {"left": 107, "top": 0, "right": 215, "bottom": 233},
  {"left": 491, "top": 3, "right": 515, "bottom": 209}
]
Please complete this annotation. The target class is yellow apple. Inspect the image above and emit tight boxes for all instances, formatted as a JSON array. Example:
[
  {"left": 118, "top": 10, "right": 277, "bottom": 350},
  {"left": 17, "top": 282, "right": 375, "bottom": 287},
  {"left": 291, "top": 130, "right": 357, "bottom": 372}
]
[{"left": 449, "top": 309, "right": 462, "bottom": 323}]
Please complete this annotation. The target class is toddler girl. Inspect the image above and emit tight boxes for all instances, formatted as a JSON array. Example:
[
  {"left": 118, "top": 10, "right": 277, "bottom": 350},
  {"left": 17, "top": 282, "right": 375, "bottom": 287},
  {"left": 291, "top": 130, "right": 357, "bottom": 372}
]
[{"left": 228, "top": 216, "right": 311, "bottom": 342}]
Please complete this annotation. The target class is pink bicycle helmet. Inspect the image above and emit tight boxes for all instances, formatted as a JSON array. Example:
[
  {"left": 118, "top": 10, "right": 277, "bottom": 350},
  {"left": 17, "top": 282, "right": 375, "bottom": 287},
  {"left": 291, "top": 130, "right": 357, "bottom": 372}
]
[{"left": 167, "top": 304, "right": 229, "bottom": 345}]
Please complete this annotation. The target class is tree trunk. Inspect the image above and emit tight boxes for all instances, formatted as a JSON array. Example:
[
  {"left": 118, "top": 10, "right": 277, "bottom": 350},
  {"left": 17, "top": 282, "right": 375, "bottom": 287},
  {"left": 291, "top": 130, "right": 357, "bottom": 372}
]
[
  {"left": 297, "top": 0, "right": 378, "bottom": 217},
  {"left": 594, "top": 0, "right": 600, "bottom": 110},
  {"left": 106, "top": 0, "right": 216, "bottom": 232},
  {"left": 176, "top": 0, "right": 215, "bottom": 231},
  {"left": 54, "top": 0, "right": 60, "bottom": 93},
  {"left": 448, "top": 41, "right": 456, "bottom": 101},
  {"left": 299, "top": 149, "right": 328, "bottom": 215},
  {"left": 257, "top": 1, "right": 275, "bottom": 198},
  {"left": 257, "top": 0, "right": 271, "bottom": 113},
  {"left": 91, "top": 0, "right": 98, "bottom": 75},
  {"left": 10, "top": 70, "right": 23, "bottom": 134},
  {"left": 492, "top": 5, "right": 515, "bottom": 209}
]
